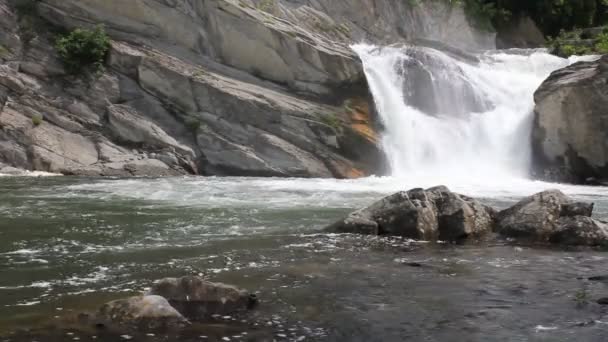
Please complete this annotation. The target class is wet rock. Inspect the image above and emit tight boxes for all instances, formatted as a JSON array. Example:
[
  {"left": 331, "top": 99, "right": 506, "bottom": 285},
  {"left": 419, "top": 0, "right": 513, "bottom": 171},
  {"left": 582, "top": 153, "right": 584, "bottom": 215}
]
[
  {"left": 96, "top": 295, "right": 189, "bottom": 331},
  {"left": 597, "top": 298, "right": 608, "bottom": 305},
  {"left": 496, "top": 190, "right": 577, "bottom": 240},
  {"left": 427, "top": 186, "right": 496, "bottom": 241},
  {"left": 497, "top": 190, "right": 606, "bottom": 247},
  {"left": 561, "top": 202, "right": 594, "bottom": 218},
  {"left": 147, "top": 276, "right": 257, "bottom": 321},
  {"left": 326, "top": 186, "right": 494, "bottom": 241},
  {"left": 550, "top": 217, "right": 608, "bottom": 247}
]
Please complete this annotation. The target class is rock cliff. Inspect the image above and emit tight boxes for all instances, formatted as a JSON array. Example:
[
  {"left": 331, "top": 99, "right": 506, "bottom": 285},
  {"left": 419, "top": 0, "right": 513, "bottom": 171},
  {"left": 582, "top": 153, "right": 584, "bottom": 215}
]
[{"left": 0, "top": 0, "right": 493, "bottom": 177}]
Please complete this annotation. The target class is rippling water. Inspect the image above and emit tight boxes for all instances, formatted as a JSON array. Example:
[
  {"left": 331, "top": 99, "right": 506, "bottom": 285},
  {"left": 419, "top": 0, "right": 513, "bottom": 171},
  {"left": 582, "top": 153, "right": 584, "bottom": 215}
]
[{"left": 1, "top": 176, "right": 607, "bottom": 341}]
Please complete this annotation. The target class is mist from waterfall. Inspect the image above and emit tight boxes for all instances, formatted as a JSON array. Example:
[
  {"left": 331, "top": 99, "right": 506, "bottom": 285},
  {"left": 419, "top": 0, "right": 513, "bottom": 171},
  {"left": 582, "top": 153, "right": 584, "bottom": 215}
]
[{"left": 353, "top": 44, "right": 594, "bottom": 183}]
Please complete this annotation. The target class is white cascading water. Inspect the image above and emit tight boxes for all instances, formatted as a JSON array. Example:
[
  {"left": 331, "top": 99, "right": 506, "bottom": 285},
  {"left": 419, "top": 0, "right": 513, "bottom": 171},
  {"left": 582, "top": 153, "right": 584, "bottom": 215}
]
[{"left": 353, "top": 44, "right": 596, "bottom": 184}]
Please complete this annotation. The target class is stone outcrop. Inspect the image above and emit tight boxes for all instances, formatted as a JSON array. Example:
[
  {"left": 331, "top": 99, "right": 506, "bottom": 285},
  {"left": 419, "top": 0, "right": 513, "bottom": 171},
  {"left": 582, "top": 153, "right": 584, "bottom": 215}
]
[
  {"left": 532, "top": 55, "right": 608, "bottom": 184},
  {"left": 495, "top": 15, "right": 546, "bottom": 49},
  {"left": 325, "top": 186, "right": 495, "bottom": 241},
  {"left": 147, "top": 276, "right": 256, "bottom": 320},
  {"left": 0, "top": 0, "right": 385, "bottom": 177},
  {"left": 496, "top": 190, "right": 607, "bottom": 247}
]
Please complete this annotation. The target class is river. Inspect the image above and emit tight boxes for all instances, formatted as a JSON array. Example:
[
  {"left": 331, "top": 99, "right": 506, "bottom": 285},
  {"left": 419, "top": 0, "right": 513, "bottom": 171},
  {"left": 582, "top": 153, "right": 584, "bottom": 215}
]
[{"left": 1, "top": 175, "right": 607, "bottom": 341}]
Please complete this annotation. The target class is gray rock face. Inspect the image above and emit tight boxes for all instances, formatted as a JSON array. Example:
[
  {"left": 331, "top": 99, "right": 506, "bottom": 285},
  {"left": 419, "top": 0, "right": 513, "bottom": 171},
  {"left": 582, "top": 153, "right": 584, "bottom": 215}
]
[
  {"left": 96, "top": 295, "right": 189, "bottom": 331},
  {"left": 533, "top": 55, "right": 608, "bottom": 184},
  {"left": 0, "top": 0, "right": 382, "bottom": 178},
  {"left": 496, "top": 16, "right": 545, "bottom": 49},
  {"left": 326, "top": 186, "right": 495, "bottom": 241},
  {"left": 280, "top": 0, "right": 495, "bottom": 51},
  {"left": 496, "top": 190, "right": 607, "bottom": 247},
  {"left": 147, "top": 276, "right": 256, "bottom": 320}
]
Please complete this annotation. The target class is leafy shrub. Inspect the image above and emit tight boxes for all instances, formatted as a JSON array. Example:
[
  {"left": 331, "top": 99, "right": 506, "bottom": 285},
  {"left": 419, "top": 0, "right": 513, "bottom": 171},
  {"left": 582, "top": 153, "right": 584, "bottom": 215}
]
[
  {"left": 547, "top": 26, "right": 608, "bottom": 56},
  {"left": 257, "top": 0, "right": 278, "bottom": 14},
  {"left": 55, "top": 25, "right": 111, "bottom": 74},
  {"left": 184, "top": 117, "right": 202, "bottom": 133},
  {"left": 594, "top": 31, "right": 608, "bottom": 53},
  {"left": 31, "top": 114, "right": 43, "bottom": 126}
]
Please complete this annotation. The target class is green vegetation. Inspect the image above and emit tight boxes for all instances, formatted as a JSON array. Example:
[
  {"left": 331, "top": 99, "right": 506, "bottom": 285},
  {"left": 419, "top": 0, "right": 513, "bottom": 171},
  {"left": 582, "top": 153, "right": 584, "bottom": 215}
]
[
  {"left": 31, "top": 114, "right": 43, "bottom": 127},
  {"left": 411, "top": 1, "right": 608, "bottom": 37},
  {"left": 257, "top": 0, "right": 278, "bottom": 14},
  {"left": 0, "top": 44, "right": 9, "bottom": 58},
  {"left": 573, "top": 288, "right": 591, "bottom": 306},
  {"left": 548, "top": 26, "right": 608, "bottom": 56},
  {"left": 55, "top": 25, "right": 111, "bottom": 75},
  {"left": 184, "top": 117, "right": 202, "bottom": 134},
  {"left": 318, "top": 112, "right": 342, "bottom": 131}
]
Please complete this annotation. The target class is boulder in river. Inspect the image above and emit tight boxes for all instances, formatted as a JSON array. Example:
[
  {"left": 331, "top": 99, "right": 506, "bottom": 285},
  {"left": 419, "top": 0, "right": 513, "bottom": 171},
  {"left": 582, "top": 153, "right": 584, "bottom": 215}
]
[
  {"left": 96, "top": 295, "right": 189, "bottom": 331},
  {"left": 550, "top": 217, "right": 608, "bottom": 247},
  {"left": 496, "top": 190, "right": 607, "bottom": 247},
  {"left": 326, "top": 186, "right": 495, "bottom": 241},
  {"left": 147, "top": 276, "right": 257, "bottom": 320}
]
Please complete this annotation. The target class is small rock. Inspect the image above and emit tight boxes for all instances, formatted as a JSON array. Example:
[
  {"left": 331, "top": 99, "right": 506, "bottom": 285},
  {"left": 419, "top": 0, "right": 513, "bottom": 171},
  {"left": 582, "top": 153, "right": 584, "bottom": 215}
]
[
  {"left": 147, "top": 276, "right": 257, "bottom": 320},
  {"left": 96, "top": 295, "right": 189, "bottom": 331}
]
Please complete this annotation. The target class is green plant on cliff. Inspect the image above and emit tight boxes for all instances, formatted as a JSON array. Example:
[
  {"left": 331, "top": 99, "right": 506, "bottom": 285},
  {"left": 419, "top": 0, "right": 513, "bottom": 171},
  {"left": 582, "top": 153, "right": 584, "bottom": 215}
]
[
  {"left": 318, "top": 113, "right": 341, "bottom": 131},
  {"left": 594, "top": 30, "right": 608, "bottom": 53},
  {"left": 0, "top": 45, "right": 9, "bottom": 58},
  {"left": 55, "top": 25, "right": 111, "bottom": 75},
  {"left": 184, "top": 117, "right": 202, "bottom": 134},
  {"left": 31, "top": 114, "right": 43, "bottom": 127},
  {"left": 257, "top": 0, "right": 278, "bottom": 14}
]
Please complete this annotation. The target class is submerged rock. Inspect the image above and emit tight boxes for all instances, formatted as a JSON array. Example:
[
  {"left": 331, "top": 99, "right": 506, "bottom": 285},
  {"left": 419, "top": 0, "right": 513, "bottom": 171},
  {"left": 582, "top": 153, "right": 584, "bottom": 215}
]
[
  {"left": 147, "top": 276, "right": 257, "bottom": 320},
  {"left": 326, "top": 186, "right": 494, "bottom": 241},
  {"left": 496, "top": 190, "right": 607, "bottom": 247},
  {"left": 96, "top": 295, "right": 189, "bottom": 331}
]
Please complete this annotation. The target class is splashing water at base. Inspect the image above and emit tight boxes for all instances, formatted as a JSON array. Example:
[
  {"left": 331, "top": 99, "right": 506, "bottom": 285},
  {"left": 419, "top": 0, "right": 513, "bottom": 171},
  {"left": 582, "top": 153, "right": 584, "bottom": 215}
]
[{"left": 353, "top": 44, "right": 598, "bottom": 183}]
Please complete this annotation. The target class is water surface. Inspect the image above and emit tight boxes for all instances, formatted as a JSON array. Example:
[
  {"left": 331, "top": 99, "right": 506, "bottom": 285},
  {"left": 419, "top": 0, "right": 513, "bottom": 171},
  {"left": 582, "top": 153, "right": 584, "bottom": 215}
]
[{"left": 1, "top": 176, "right": 607, "bottom": 341}]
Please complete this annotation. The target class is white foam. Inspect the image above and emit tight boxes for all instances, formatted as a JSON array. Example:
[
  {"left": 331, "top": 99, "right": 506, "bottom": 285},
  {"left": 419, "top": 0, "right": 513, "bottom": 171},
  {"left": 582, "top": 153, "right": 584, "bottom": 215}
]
[{"left": 352, "top": 44, "right": 594, "bottom": 186}]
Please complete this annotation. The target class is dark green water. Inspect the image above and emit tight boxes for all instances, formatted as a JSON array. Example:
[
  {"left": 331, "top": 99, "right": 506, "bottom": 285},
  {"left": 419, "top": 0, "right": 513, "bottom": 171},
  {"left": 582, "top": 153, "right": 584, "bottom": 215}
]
[{"left": 1, "top": 176, "right": 607, "bottom": 341}]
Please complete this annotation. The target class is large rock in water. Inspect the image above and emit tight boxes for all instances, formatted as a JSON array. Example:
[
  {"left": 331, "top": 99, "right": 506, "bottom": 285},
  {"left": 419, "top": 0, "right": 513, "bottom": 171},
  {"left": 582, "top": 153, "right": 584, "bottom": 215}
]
[
  {"left": 147, "top": 276, "right": 256, "bottom": 320},
  {"left": 496, "top": 190, "right": 608, "bottom": 247},
  {"left": 326, "top": 186, "right": 495, "bottom": 241},
  {"left": 532, "top": 55, "right": 608, "bottom": 184},
  {"left": 96, "top": 295, "right": 189, "bottom": 331}
]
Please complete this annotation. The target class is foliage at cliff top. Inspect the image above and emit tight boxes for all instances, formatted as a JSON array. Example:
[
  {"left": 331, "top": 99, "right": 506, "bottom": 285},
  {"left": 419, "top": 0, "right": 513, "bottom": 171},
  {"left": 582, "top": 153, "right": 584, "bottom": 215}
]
[
  {"left": 443, "top": 0, "right": 608, "bottom": 36},
  {"left": 55, "top": 25, "right": 111, "bottom": 75},
  {"left": 548, "top": 26, "right": 608, "bottom": 57}
]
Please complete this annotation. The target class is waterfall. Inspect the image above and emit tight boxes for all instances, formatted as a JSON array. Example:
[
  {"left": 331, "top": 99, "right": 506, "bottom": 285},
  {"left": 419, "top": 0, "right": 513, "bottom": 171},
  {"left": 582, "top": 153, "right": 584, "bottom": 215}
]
[{"left": 353, "top": 44, "right": 593, "bottom": 183}]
